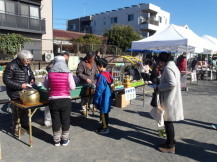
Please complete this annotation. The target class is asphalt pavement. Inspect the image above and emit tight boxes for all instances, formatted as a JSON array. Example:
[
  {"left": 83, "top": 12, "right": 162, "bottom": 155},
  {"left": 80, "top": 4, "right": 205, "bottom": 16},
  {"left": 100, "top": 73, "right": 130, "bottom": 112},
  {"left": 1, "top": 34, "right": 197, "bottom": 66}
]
[{"left": 0, "top": 80, "right": 217, "bottom": 162}]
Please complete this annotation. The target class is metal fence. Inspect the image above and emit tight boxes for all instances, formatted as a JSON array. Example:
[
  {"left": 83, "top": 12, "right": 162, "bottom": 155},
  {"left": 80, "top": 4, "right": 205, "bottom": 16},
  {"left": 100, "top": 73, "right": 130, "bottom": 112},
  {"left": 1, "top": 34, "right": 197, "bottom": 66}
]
[
  {"left": 0, "top": 38, "right": 125, "bottom": 61},
  {"left": 53, "top": 40, "right": 123, "bottom": 57}
]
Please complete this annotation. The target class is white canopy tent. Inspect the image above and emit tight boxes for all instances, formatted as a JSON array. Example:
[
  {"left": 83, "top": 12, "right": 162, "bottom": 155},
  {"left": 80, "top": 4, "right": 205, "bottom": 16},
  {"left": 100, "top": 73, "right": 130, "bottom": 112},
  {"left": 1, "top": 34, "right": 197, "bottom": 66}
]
[
  {"left": 131, "top": 24, "right": 217, "bottom": 89},
  {"left": 202, "top": 35, "right": 217, "bottom": 54},
  {"left": 202, "top": 35, "right": 217, "bottom": 45},
  {"left": 131, "top": 24, "right": 217, "bottom": 54}
]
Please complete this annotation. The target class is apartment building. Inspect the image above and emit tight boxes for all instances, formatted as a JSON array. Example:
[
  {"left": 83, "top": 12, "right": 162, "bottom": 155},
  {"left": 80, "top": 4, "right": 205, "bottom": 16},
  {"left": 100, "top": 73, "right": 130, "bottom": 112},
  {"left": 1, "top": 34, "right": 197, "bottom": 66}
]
[
  {"left": 67, "top": 3, "right": 170, "bottom": 38},
  {"left": 0, "top": 0, "right": 53, "bottom": 60}
]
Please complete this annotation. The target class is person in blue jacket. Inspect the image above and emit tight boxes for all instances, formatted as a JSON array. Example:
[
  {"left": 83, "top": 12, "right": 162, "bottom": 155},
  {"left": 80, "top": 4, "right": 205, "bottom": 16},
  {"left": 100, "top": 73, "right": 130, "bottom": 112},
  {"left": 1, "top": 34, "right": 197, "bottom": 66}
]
[{"left": 94, "top": 58, "right": 113, "bottom": 134}]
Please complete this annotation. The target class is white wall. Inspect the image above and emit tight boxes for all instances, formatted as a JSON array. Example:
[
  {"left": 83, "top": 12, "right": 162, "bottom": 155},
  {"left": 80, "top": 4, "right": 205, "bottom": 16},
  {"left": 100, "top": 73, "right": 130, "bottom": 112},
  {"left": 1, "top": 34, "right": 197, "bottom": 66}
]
[
  {"left": 91, "top": 3, "right": 170, "bottom": 37},
  {"left": 41, "top": 0, "right": 53, "bottom": 53}
]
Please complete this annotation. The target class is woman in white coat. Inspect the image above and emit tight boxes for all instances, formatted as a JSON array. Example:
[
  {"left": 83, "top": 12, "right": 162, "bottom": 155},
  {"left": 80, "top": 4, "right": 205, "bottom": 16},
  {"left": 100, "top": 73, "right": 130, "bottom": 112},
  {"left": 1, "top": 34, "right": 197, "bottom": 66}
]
[{"left": 157, "top": 52, "right": 184, "bottom": 154}]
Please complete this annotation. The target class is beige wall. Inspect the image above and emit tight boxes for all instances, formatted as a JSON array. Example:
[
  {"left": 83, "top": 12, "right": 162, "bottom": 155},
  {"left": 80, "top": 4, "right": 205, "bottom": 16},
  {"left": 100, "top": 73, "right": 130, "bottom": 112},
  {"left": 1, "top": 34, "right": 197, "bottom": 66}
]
[{"left": 41, "top": 0, "right": 53, "bottom": 53}]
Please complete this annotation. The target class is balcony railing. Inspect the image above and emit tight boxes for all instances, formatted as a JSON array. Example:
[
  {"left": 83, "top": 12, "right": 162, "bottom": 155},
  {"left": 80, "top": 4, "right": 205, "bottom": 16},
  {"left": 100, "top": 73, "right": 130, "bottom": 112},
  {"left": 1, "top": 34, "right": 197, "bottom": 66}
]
[
  {"left": 0, "top": 13, "right": 45, "bottom": 34},
  {"left": 141, "top": 17, "right": 159, "bottom": 26}
]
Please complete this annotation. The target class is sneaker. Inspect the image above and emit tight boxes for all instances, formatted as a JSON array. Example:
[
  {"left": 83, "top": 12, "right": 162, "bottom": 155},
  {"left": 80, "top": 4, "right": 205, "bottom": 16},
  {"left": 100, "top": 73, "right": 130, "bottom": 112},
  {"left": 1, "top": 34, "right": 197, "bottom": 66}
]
[
  {"left": 45, "top": 121, "right": 52, "bottom": 127},
  {"left": 54, "top": 142, "right": 60, "bottom": 147},
  {"left": 148, "top": 81, "right": 152, "bottom": 84},
  {"left": 88, "top": 104, "right": 98, "bottom": 112},
  {"left": 211, "top": 124, "right": 217, "bottom": 129},
  {"left": 95, "top": 128, "right": 109, "bottom": 134},
  {"left": 158, "top": 143, "right": 175, "bottom": 154},
  {"left": 81, "top": 106, "right": 88, "bottom": 117},
  {"left": 82, "top": 105, "right": 86, "bottom": 111},
  {"left": 62, "top": 139, "right": 70, "bottom": 146}
]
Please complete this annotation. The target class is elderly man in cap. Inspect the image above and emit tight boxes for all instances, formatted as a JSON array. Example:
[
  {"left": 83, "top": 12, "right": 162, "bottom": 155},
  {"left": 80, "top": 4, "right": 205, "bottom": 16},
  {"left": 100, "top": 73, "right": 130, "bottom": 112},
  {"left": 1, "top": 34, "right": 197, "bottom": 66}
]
[{"left": 3, "top": 50, "right": 35, "bottom": 136}]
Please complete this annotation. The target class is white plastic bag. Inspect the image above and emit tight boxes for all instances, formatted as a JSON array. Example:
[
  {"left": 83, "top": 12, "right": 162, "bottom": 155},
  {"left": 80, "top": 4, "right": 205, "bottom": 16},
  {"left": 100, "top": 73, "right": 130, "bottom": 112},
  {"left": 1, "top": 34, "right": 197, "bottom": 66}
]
[
  {"left": 149, "top": 93, "right": 165, "bottom": 127},
  {"left": 44, "top": 106, "right": 52, "bottom": 127}
]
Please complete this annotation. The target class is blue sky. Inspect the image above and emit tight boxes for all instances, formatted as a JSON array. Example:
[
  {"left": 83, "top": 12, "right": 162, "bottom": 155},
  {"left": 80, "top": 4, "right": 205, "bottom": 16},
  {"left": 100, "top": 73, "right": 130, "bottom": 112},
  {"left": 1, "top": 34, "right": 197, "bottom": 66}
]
[{"left": 53, "top": 0, "right": 217, "bottom": 37}]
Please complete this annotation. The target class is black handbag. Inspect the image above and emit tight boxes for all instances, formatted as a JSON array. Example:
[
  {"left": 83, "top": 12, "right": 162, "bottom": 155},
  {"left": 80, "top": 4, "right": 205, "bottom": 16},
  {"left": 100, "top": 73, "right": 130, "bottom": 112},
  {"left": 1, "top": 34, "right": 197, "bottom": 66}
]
[{"left": 150, "top": 92, "right": 157, "bottom": 107}]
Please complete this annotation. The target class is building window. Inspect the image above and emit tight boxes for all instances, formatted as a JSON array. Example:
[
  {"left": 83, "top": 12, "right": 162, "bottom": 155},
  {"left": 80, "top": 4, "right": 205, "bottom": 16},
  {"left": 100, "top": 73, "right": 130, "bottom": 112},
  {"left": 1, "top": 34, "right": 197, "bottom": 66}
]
[
  {"left": 94, "top": 21, "right": 96, "bottom": 26},
  {"left": 30, "top": 5, "right": 39, "bottom": 19},
  {"left": 0, "top": 0, "right": 5, "bottom": 13},
  {"left": 128, "top": 14, "right": 134, "bottom": 21},
  {"left": 20, "top": 3, "right": 29, "bottom": 17},
  {"left": 165, "top": 18, "right": 167, "bottom": 25},
  {"left": 71, "top": 24, "right": 76, "bottom": 30},
  {"left": 104, "top": 21, "right": 106, "bottom": 25},
  {"left": 110, "top": 17, "right": 117, "bottom": 24},
  {"left": 5, "top": 0, "right": 15, "bottom": 15},
  {"left": 159, "top": 16, "right": 162, "bottom": 23}
]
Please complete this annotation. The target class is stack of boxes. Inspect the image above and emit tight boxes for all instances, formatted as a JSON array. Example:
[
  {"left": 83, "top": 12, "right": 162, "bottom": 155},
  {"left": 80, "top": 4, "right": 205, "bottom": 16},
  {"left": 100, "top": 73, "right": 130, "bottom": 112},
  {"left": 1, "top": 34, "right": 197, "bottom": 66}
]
[{"left": 116, "top": 93, "right": 130, "bottom": 108}]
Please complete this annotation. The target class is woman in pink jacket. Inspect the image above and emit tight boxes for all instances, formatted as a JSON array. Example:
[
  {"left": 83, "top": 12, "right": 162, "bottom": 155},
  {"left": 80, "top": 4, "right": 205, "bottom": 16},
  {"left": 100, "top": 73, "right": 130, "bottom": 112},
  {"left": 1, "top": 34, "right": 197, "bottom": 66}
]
[{"left": 44, "top": 56, "right": 75, "bottom": 146}]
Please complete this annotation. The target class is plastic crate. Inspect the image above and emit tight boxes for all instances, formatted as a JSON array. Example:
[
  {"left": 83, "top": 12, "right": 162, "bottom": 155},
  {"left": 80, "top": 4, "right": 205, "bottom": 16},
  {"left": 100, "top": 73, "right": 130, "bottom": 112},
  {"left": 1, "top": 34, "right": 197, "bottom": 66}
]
[
  {"left": 70, "top": 85, "right": 88, "bottom": 98},
  {"left": 33, "top": 84, "right": 89, "bottom": 101}
]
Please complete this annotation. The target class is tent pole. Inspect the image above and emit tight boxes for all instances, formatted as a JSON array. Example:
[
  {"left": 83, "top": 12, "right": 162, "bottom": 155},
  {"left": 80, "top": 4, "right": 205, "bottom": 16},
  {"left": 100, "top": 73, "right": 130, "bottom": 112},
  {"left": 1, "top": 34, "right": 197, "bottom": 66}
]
[
  {"left": 206, "top": 54, "right": 208, "bottom": 82},
  {"left": 190, "top": 52, "right": 191, "bottom": 71},
  {"left": 185, "top": 45, "right": 189, "bottom": 91}
]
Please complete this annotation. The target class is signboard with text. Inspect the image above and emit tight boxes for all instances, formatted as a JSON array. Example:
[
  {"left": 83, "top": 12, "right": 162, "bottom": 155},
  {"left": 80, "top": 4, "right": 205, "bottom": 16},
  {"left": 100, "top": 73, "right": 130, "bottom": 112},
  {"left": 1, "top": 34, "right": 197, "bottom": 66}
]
[{"left": 125, "top": 87, "right": 136, "bottom": 100}]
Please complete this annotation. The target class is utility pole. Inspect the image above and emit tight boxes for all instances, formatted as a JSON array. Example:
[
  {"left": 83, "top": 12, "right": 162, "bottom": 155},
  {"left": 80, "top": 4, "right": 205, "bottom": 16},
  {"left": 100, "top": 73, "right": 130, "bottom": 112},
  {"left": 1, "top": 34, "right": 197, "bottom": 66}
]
[{"left": 83, "top": 3, "right": 86, "bottom": 16}]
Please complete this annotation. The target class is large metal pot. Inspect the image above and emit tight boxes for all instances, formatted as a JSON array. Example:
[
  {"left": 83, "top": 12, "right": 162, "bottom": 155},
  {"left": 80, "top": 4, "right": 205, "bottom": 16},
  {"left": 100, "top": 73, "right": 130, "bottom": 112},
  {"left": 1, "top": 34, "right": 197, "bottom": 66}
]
[{"left": 18, "top": 89, "right": 40, "bottom": 106}]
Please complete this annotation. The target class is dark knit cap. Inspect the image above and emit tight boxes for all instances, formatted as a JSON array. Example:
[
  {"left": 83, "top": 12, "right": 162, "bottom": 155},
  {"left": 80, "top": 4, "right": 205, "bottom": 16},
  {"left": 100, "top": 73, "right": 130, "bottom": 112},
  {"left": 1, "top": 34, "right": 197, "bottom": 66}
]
[{"left": 158, "top": 52, "right": 172, "bottom": 62}]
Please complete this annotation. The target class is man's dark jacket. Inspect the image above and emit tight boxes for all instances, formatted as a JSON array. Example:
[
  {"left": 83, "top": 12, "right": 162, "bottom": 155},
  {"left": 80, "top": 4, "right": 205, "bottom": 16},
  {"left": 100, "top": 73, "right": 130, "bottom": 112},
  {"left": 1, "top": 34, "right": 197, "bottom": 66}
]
[{"left": 3, "top": 58, "right": 35, "bottom": 100}]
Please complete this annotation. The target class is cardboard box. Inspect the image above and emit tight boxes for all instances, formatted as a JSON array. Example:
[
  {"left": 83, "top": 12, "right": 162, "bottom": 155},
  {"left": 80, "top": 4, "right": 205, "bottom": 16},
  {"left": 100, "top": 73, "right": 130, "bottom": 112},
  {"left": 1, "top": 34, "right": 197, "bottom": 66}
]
[{"left": 116, "top": 94, "right": 130, "bottom": 108}]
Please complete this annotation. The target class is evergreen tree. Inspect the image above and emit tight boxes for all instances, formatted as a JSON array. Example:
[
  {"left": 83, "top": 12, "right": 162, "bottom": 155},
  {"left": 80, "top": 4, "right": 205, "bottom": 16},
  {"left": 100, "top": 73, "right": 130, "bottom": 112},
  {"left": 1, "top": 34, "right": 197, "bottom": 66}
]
[{"left": 104, "top": 24, "right": 141, "bottom": 52}]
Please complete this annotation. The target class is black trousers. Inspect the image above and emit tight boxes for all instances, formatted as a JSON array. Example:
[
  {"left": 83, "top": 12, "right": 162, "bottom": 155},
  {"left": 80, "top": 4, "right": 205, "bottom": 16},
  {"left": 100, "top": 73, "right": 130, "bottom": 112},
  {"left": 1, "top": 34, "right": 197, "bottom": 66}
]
[
  {"left": 141, "top": 73, "right": 150, "bottom": 81},
  {"left": 164, "top": 121, "right": 175, "bottom": 145},
  {"left": 49, "top": 98, "right": 71, "bottom": 132}
]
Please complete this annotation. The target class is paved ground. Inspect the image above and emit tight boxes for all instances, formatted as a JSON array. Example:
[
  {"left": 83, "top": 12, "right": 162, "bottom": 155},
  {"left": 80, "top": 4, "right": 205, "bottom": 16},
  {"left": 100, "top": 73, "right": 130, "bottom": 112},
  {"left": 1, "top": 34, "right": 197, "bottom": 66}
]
[{"left": 0, "top": 80, "right": 217, "bottom": 162}]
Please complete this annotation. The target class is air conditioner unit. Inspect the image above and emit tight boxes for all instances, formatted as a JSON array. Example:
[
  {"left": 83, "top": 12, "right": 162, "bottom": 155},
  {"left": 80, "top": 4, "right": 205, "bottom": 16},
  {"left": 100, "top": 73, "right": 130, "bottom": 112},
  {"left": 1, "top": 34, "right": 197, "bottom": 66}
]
[{"left": 44, "top": 53, "right": 54, "bottom": 62}]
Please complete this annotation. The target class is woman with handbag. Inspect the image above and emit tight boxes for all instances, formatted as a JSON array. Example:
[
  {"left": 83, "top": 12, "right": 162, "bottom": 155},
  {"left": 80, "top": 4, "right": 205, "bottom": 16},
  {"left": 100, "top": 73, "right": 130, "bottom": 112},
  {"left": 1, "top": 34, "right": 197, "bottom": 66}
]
[{"left": 156, "top": 52, "right": 184, "bottom": 154}]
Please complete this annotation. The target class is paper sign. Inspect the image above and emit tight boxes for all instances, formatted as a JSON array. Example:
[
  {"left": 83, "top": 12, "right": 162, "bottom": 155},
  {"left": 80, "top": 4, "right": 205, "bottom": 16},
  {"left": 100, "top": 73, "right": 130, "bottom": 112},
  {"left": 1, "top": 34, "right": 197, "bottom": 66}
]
[
  {"left": 68, "top": 56, "right": 80, "bottom": 71},
  {"left": 125, "top": 87, "right": 136, "bottom": 100}
]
